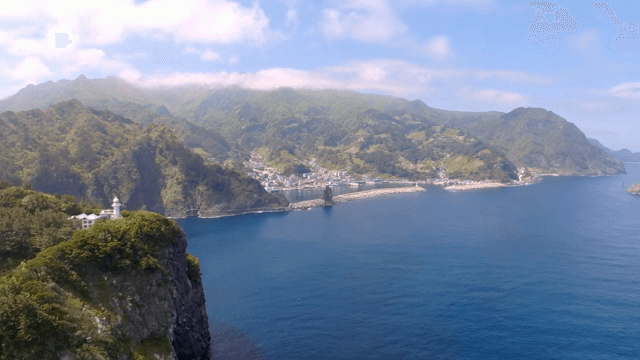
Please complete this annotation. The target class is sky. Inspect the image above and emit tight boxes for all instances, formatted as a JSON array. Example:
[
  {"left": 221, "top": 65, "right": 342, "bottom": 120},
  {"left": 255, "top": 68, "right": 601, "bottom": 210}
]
[{"left": 1, "top": 0, "right": 640, "bottom": 151}]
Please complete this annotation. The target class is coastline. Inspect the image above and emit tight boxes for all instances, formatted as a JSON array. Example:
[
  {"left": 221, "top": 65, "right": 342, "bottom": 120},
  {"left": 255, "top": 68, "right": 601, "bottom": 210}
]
[
  {"left": 444, "top": 182, "right": 508, "bottom": 191},
  {"left": 171, "top": 187, "right": 426, "bottom": 219},
  {"left": 289, "top": 186, "right": 426, "bottom": 210}
]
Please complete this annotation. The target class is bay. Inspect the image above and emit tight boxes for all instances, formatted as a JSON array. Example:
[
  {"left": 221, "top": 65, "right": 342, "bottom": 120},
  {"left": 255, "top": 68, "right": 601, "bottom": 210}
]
[{"left": 178, "top": 163, "right": 640, "bottom": 360}]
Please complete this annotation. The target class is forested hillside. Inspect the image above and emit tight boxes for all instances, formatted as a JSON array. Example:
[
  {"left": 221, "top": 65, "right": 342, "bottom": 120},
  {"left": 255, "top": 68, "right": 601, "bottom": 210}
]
[
  {"left": 0, "top": 100, "right": 288, "bottom": 217},
  {"left": 0, "top": 186, "right": 211, "bottom": 359},
  {"left": 466, "top": 108, "right": 624, "bottom": 175},
  {"left": 0, "top": 76, "right": 624, "bottom": 178}
]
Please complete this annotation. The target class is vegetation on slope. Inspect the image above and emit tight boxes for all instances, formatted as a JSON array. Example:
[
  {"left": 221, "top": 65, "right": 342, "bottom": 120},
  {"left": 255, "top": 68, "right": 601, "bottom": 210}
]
[
  {"left": 0, "top": 100, "right": 288, "bottom": 216},
  {"left": 467, "top": 108, "right": 624, "bottom": 175},
  {"left": 0, "top": 187, "right": 209, "bottom": 359},
  {"left": 0, "top": 77, "right": 624, "bottom": 178}
]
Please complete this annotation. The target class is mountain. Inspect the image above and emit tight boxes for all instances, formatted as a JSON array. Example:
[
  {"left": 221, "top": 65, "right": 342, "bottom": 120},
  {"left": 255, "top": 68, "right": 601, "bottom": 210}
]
[
  {"left": 0, "top": 75, "right": 158, "bottom": 113},
  {"left": 0, "top": 76, "right": 625, "bottom": 178},
  {"left": 0, "top": 186, "right": 211, "bottom": 359},
  {"left": 588, "top": 138, "right": 640, "bottom": 162},
  {"left": 0, "top": 100, "right": 288, "bottom": 217},
  {"left": 464, "top": 108, "right": 624, "bottom": 175},
  {"left": 176, "top": 88, "right": 518, "bottom": 181}
]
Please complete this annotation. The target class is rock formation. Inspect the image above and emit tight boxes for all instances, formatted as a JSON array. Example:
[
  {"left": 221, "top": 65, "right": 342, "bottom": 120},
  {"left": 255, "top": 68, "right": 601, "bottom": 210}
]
[
  {"left": 626, "top": 183, "right": 640, "bottom": 194},
  {"left": 322, "top": 185, "right": 334, "bottom": 206}
]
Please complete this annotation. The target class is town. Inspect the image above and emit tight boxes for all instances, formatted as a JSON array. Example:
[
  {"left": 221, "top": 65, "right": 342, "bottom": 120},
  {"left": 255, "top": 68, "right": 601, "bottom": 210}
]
[{"left": 242, "top": 152, "right": 415, "bottom": 192}]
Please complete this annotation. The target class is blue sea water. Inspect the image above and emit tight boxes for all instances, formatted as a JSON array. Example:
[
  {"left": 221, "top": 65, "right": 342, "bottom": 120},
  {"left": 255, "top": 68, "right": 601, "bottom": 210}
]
[{"left": 178, "top": 164, "right": 640, "bottom": 360}]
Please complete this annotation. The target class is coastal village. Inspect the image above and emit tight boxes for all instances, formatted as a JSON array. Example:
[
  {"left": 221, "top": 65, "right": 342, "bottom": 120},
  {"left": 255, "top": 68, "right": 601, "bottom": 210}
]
[{"left": 243, "top": 152, "right": 534, "bottom": 193}]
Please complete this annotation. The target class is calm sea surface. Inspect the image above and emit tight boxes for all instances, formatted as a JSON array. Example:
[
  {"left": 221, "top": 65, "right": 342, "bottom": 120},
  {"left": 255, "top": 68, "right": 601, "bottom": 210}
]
[{"left": 178, "top": 164, "right": 640, "bottom": 360}]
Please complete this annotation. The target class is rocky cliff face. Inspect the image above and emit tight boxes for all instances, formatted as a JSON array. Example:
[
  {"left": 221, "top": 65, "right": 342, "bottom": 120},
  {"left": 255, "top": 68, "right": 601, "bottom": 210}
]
[
  {"left": 0, "top": 211, "right": 212, "bottom": 360},
  {"left": 94, "top": 224, "right": 212, "bottom": 360}
]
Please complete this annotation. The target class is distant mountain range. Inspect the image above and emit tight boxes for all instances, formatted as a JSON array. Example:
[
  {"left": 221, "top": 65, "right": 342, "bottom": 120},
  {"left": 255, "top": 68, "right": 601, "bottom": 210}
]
[
  {"left": 588, "top": 138, "right": 640, "bottom": 162},
  {"left": 0, "top": 76, "right": 625, "bottom": 200}
]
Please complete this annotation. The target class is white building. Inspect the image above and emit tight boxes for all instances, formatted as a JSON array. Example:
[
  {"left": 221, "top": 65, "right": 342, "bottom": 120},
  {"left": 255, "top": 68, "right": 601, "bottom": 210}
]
[{"left": 71, "top": 197, "right": 123, "bottom": 229}]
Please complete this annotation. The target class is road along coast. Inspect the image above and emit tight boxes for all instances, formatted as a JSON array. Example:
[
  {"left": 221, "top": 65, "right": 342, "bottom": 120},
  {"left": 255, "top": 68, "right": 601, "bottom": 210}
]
[{"left": 289, "top": 186, "right": 426, "bottom": 210}]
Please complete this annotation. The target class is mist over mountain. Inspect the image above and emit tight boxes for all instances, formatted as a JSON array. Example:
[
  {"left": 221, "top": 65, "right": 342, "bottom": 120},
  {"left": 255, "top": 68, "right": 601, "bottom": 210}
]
[{"left": 0, "top": 76, "right": 624, "bottom": 179}]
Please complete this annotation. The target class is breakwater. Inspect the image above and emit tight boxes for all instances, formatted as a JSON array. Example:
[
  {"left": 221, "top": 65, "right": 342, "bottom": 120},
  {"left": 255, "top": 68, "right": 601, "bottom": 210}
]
[
  {"left": 444, "top": 182, "right": 508, "bottom": 191},
  {"left": 289, "top": 186, "right": 426, "bottom": 210}
]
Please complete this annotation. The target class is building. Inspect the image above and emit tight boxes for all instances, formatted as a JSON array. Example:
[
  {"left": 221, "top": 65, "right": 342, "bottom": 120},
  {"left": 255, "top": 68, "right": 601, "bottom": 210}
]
[{"left": 71, "top": 197, "right": 123, "bottom": 229}]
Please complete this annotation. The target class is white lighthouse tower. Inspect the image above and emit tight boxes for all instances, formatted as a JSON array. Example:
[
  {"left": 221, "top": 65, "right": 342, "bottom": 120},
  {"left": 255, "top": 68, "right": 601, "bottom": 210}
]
[{"left": 112, "top": 197, "right": 122, "bottom": 219}]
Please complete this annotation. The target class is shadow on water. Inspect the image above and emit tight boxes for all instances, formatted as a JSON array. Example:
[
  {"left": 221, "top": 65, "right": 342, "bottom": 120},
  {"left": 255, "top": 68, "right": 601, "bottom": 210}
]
[
  {"left": 209, "top": 321, "right": 267, "bottom": 360},
  {"left": 176, "top": 210, "right": 290, "bottom": 239},
  {"left": 321, "top": 205, "right": 333, "bottom": 217}
]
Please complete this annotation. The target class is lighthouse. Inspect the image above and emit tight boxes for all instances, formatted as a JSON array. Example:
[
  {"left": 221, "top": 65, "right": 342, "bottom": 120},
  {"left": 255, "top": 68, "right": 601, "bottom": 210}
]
[{"left": 112, "top": 197, "right": 122, "bottom": 219}]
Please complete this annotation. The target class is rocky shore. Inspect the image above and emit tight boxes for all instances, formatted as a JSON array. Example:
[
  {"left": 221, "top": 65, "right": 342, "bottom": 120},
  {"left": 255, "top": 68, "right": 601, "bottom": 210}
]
[
  {"left": 444, "top": 182, "right": 508, "bottom": 191},
  {"left": 626, "top": 183, "right": 640, "bottom": 194},
  {"left": 289, "top": 186, "right": 426, "bottom": 210}
]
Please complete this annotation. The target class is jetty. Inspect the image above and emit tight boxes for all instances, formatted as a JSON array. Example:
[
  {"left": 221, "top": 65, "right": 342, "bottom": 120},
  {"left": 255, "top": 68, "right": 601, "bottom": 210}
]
[{"left": 289, "top": 186, "right": 425, "bottom": 210}]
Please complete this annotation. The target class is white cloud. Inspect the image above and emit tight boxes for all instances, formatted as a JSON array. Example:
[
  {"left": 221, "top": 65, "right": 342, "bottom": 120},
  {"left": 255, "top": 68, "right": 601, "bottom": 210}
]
[
  {"left": 10, "top": 56, "right": 52, "bottom": 81},
  {"left": 320, "top": 0, "right": 489, "bottom": 59},
  {"left": 458, "top": 87, "right": 527, "bottom": 105},
  {"left": 184, "top": 47, "right": 222, "bottom": 61},
  {"left": 398, "top": 0, "right": 492, "bottom": 5},
  {"left": 0, "top": 0, "right": 275, "bottom": 47},
  {"left": 0, "top": 1, "right": 269, "bottom": 91},
  {"left": 322, "top": 1, "right": 406, "bottom": 43},
  {"left": 128, "top": 59, "right": 547, "bottom": 102},
  {"left": 286, "top": 8, "right": 298, "bottom": 27},
  {"left": 200, "top": 50, "right": 222, "bottom": 61},
  {"left": 607, "top": 83, "right": 640, "bottom": 99},
  {"left": 567, "top": 29, "right": 603, "bottom": 57},
  {"left": 420, "top": 35, "right": 452, "bottom": 60}
]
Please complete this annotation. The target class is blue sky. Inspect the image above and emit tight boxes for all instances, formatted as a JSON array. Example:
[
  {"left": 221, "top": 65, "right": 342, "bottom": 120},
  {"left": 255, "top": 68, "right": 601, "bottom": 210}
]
[{"left": 1, "top": 0, "right": 640, "bottom": 150}]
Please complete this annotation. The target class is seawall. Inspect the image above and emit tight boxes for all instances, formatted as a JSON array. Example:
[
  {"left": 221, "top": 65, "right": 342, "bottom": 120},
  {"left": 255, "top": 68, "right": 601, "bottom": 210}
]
[{"left": 289, "top": 186, "right": 426, "bottom": 210}]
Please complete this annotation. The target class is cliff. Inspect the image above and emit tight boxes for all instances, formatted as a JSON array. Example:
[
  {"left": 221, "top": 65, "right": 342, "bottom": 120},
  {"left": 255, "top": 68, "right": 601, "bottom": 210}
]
[
  {"left": 0, "top": 100, "right": 288, "bottom": 217},
  {"left": 626, "top": 183, "right": 640, "bottom": 194},
  {"left": 466, "top": 108, "right": 625, "bottom": 176},
  {"left": 0, "top": 208, "right": 211, "bottom": 359}
]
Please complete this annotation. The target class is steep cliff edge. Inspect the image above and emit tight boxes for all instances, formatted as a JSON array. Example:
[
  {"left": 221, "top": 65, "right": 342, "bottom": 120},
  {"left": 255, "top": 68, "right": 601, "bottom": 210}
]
[{"left": 0, "top": 210, "right": 211, "bottom": 359}]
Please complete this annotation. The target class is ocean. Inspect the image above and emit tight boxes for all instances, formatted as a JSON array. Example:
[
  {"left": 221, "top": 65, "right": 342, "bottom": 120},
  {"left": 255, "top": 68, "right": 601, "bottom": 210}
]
[{"left": 178, "top": 163, "right": 640, "bottom": 360}]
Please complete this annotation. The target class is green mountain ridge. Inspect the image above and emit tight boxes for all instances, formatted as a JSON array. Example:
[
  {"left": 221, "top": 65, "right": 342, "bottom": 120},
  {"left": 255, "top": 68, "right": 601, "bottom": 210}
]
[
  {"left": 0, "top": 76, "right": 625, "bottom": 179},
  {"left": 0, "top": 100, "right": 288, "bottom": 217},
  {"left": 465, "top": 108, "right": 623, "bottom": 175}
]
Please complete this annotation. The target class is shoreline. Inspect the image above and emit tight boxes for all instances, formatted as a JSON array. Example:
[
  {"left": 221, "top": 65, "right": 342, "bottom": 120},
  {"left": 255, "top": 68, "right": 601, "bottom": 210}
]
[
  {"left": 171, "top": 187, "right": 426, "bottom": 219},
  {"left": 444, "top": 182, "right": 509, "bottom": 191},
  {"left": 289, "top": 186, "right": 426, "bottom": 210}
]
